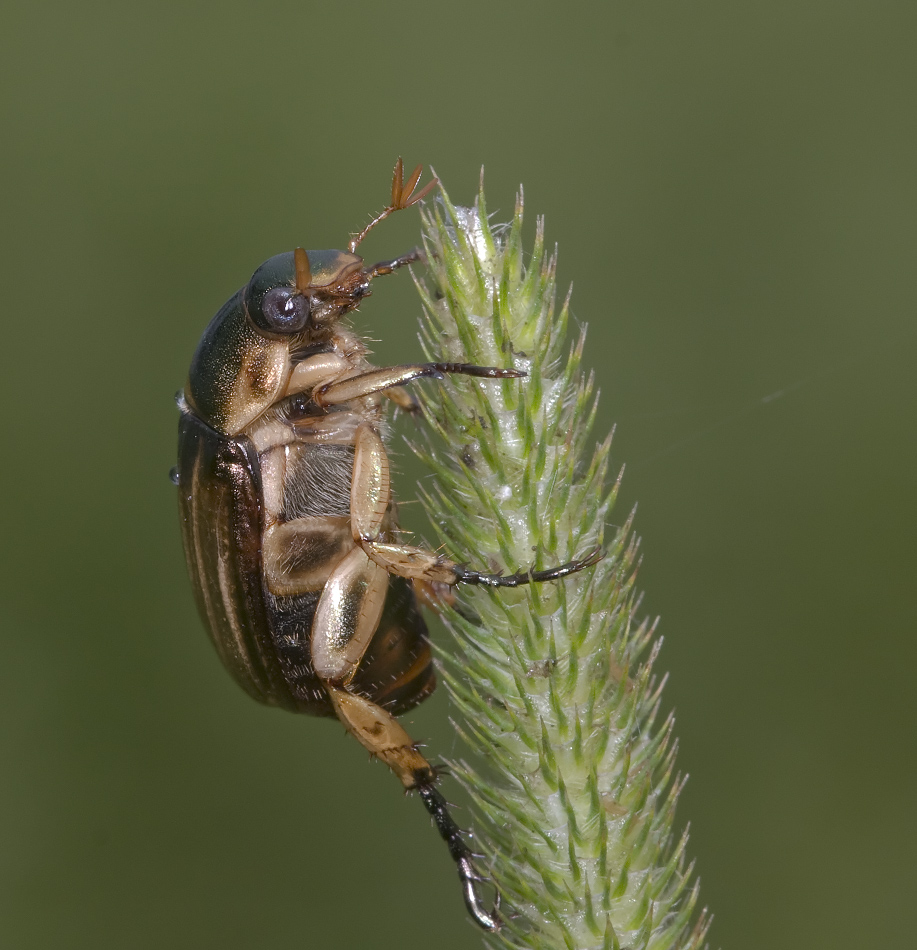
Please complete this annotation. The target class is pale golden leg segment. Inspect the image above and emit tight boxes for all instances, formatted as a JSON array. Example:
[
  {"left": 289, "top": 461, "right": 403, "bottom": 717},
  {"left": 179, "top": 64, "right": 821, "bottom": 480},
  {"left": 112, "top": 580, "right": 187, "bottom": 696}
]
[
  {"left": 325, "top": 685, "right": 435, "bottom": 787},
  {"left": 383, "top": 385, "right": 421, "bottom": 414}
]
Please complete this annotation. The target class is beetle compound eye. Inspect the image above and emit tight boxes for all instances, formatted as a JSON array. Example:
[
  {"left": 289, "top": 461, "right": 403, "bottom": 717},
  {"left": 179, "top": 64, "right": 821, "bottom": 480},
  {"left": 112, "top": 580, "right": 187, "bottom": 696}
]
[{"left": 261, "top": 287, "right": 311, "bottom": 333}]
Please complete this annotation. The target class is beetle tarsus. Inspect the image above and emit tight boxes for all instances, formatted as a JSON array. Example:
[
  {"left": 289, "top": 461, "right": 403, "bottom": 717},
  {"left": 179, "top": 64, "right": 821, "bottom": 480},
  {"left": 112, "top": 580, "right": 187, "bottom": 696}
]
[
  {"left": 417, "top": 785, "right": 501, "bottom": 932},
  {"left": 431, "top": 362, "right": 526, "bottom": 379},
  {"left": 456, "top": 546, "right": 604, "bottom": 588}
]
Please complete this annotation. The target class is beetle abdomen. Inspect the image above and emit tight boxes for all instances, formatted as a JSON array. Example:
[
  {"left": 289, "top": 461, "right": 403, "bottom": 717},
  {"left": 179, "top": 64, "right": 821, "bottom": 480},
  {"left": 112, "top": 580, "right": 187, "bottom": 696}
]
[
  {"left": 265, "top": 589, "right": 336, "bottom": 715},
  {"left": 350, "top": 576, "right": 436, "bottom": 712},
  {"left": 265, "top": 578, "right": 435, "bottom": 715}
]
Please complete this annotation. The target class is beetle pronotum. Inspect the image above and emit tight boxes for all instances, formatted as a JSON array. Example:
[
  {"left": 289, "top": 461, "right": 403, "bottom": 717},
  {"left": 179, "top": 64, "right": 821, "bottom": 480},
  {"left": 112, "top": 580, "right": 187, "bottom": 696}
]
[{"left": 175, "top": 160, "right": 601, "bottom": 929}]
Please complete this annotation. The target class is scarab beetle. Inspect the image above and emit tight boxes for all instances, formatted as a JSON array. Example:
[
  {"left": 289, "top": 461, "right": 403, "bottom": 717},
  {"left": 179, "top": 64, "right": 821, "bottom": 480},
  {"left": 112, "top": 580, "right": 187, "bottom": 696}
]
[{"left": 175, "top": 160, "right": 600, "bottom": 929}]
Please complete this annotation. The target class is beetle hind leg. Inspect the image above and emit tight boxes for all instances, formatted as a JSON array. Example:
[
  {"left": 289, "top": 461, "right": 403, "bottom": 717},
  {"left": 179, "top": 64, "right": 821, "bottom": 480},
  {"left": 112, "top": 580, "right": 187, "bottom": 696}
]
[
  {"left": 309, "top": 544, "right": 498, "bottom": 928},
  {"left": 325, "top": 684, "right": 435, "bottom": 787},
  {"left": 325, "top": 684, "right": 500, "bottom": 931}
]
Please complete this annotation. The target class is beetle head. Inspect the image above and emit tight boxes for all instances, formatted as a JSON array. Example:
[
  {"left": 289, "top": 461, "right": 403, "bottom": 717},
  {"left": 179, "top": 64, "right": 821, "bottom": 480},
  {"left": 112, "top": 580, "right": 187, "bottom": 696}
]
[
  {"left": 242, "top": 162, "right": 436, "bottom": 339},
  {"left": 243, "top": 248, "right": 367, "bottom": 336}
]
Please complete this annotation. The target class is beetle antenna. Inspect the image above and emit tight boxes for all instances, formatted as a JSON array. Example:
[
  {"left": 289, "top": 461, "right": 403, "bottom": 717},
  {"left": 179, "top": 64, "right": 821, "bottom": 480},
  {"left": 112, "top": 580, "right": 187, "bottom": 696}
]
[
  {"left": 293, "top": 247, "right": 312, "bottom": 294},
  {"left": 349, "top": 158, "right": 438, "bottom": 253}
]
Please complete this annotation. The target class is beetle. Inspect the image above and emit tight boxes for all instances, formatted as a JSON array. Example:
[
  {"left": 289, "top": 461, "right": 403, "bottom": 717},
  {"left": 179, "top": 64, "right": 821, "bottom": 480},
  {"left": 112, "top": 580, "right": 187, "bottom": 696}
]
[{"left": 174, "top": 160, "right": 601, "bottom": 930}]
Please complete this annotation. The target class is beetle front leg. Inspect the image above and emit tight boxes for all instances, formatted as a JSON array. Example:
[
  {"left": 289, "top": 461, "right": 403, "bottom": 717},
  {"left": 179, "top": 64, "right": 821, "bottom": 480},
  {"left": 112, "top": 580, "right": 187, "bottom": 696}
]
[
  {"left": 281, "top": 352, "right": 353, "bottom": 399},
  {"left": 364, "top": 247, "right": 423, "bottom": 280},
  {"left": 314, "top": 362, "right": 525, "bottom": 407}
]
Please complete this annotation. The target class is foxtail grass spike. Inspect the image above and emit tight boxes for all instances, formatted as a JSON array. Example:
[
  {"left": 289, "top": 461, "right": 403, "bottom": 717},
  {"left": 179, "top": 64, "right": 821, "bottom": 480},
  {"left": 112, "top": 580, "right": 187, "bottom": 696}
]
[{"left": 413, "top": 179, "right": 709, "bottom": 949}]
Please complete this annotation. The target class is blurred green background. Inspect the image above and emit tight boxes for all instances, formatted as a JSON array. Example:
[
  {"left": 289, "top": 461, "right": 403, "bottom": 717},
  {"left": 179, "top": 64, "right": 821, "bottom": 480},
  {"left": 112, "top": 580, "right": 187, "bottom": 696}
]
[{"left": 2, "top": 1, "right": 915, "bottom": 947}]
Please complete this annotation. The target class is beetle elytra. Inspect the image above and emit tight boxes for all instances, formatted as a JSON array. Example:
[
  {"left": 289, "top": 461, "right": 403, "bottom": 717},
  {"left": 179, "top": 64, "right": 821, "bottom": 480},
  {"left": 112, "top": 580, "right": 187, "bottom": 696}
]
[{"left": 175, "top": 160, "right": 601, "bottom": 929}]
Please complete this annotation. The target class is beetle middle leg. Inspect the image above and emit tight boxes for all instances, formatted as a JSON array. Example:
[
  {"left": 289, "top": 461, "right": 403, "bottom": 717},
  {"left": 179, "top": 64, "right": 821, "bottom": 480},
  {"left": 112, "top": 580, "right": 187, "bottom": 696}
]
[
  {"left": 313, "top": 359, "right": 603, "bottom": 583},
  {"left": 350, "top": 423, "right": 603, "bottom": 589}
]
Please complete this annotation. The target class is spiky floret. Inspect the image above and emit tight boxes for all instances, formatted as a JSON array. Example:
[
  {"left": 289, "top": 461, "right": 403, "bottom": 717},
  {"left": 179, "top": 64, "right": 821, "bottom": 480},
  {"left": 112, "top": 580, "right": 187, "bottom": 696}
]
[{"left": 411, "top": 178, "right": 711, "bottom": 950}]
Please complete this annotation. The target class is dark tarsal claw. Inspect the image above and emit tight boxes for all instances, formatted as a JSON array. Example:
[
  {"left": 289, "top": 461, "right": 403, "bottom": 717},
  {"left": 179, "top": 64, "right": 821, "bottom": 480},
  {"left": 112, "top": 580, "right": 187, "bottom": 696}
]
[{"left": 458, "top": 856, "right": 501, "bottom": 932}]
